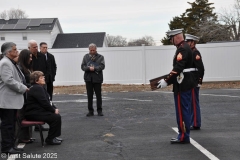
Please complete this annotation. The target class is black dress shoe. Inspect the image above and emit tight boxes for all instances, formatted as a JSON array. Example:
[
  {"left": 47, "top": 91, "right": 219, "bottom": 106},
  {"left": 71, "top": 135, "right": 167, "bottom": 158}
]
[
  {"left": 190, "top": 126, "right": 201, "bottom": 130},
  {"left": 55, "top": 137, "right": 63, "bottom": 142},
  {"left": 2, "top": 147, "right": 22, "bottom": 154},
  {"left": 170, "top": 138, "right": 190, "bottom": 144},
  {"left": 35, "top": 126, "right": 49, "bottom": 131},
  {"left": 13, "top": 147, "right": 24, "bottom": 151},
  {"left": 86, "top": 112, "right": 94, "bottom": 117},
  {"left": 45, "top": 138, "right": 61, "bottom": 145},
  {"left": 98, "top": 112, "right": 104, "bottom": 116}
]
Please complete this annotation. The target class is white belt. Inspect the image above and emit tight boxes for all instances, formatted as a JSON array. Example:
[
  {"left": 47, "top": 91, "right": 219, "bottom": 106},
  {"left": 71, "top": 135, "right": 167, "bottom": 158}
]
[{"left": 183, "top": 68, "right": 198, "bottom": 72}]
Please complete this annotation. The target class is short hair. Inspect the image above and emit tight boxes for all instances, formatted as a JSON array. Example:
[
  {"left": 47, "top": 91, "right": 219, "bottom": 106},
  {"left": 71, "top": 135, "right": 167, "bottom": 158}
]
[
  {"left": 89, "top": 43, "right": 97, "bottom": 48},
  {"left": 30, "top": 71, "right": 44, "bottom": 84},
  {"left": 1, "top": 42, "right": 16, "bottom": 55},
  {"left": 40, "top": 42, "right": 47, "bottom": 47},
  {"left": 28, "top": 40, "right": 37, "bottom": 47},
  {"left": 1, "top": 43, "right": 5, "bottom": 53}
]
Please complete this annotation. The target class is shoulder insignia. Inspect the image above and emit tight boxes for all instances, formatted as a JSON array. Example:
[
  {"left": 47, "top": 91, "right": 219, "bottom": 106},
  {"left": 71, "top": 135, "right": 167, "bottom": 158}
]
[
  {"left": 196, "top": 55, "right": 201, "bottom": 60},
  {"left": 177, "top": 53, "right": 182, "bottom": 61}
]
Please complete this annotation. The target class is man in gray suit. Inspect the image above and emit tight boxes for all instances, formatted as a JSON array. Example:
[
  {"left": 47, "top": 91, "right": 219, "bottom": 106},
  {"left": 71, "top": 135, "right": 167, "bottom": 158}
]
[{"left": 0, "top": 42, "right": 28, "bottom": 154}]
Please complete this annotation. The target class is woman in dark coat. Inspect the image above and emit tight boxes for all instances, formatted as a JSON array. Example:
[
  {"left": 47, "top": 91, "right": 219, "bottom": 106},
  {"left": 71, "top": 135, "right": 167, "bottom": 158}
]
[
  {"left": 25, "top": 71, "right": 62, "bottom": 145},
  {"left": 18, "top": 50, "right": 32, "bottom": 97},
  {"left": 17, "top": 49, "right": 34, "bottom": 143}
]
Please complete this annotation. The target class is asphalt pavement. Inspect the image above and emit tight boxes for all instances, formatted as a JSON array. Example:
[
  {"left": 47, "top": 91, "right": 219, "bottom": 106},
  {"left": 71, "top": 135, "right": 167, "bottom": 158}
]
[{"left": 2, "top": 88, "right": 240, "bottom": 160}]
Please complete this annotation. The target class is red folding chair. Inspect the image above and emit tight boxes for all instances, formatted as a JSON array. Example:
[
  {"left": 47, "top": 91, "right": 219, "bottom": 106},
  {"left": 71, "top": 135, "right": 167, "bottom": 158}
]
[{"left": 16, "top": 116, "right": 45, "bottom": 147}]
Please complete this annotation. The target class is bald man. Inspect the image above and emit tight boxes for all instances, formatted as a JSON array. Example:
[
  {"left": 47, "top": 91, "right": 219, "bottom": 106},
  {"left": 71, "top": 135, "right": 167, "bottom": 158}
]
[{"left": 28, "top": 40, "right": 49, "bottom": 81}]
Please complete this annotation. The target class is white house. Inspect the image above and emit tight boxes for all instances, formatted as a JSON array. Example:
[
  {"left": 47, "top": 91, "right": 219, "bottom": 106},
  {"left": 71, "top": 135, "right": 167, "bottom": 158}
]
[
  {"left": 0, "top": 18, "right": 63, "bottom": 49},
  {"left": 0, "top": 18, "right": 108, "bottom": 49}
]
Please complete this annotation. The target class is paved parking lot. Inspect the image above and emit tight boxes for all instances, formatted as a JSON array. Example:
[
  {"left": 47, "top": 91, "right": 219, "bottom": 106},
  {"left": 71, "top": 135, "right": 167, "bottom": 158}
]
[{"left": 2, "top": 88, "right": 240, "bottom": 160}]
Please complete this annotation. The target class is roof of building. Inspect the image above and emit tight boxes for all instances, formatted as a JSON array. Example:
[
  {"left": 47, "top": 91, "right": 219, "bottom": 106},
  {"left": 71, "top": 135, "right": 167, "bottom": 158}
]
[
  {"left": 52, "top": 32, "right": 106, "bottom": 48},
  {"left": 0, "top": 18, "right": 63, "bottom": 33}
]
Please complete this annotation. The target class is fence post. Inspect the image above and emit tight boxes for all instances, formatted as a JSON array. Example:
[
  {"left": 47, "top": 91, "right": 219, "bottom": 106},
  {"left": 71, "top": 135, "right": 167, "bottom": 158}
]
[{"left": 141, "top": 44, "right": 146, "bottom": 84}]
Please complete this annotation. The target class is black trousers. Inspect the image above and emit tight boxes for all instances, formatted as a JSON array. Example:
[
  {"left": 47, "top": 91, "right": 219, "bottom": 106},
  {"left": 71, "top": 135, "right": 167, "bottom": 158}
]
[
  {"left": 25, "top": 113, "right": 61, "bottom": 140},
  {"left": 47, "top": 81, "right": 54, "bottom": 100},
  {"left": 0, "top": 109, "right": 17, "bottom": 152},
  {"left": 17, "top": 109, "right": 32, "bottom": 140},
  {"left": 85, "top": 82, "right": 102, "bottom": 113}
]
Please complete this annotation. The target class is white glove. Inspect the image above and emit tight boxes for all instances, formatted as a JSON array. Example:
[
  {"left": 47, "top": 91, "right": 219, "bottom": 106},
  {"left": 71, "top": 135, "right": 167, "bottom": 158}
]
[
  {"left": 197, "top": 84, "right": 201, "bottom": 87},
  {"left": 157, "top": 79, "right": 167, "bottom": 88}
]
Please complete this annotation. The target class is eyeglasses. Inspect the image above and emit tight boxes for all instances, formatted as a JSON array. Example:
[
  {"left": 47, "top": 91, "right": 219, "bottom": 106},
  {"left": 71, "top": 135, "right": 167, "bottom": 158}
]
[{"left": 90, "top": 50, "right": 96, "bottom": 51}]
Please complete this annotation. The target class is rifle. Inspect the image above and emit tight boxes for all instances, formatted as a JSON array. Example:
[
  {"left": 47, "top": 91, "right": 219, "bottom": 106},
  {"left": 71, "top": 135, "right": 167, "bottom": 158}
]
[{"left": 149, "top": 74, "right": 168, "bottom": 91}]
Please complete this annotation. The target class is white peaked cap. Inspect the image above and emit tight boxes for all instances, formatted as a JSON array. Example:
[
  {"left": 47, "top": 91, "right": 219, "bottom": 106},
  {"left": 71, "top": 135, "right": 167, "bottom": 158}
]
[
  {"left": 185, "top": 34, "right": 199, "bottom": 41},
  {"left": 166, "top": 29, "right": 183, "bottom": 36}
]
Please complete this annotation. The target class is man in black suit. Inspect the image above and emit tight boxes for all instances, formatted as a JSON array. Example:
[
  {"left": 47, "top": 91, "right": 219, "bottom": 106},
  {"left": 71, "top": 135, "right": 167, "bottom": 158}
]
[
  {"left": 40, "top": 42, "right": 57, "bottom": 100},
  {"left": 28, "top": 40, "right": 50, "bottom": 82}
]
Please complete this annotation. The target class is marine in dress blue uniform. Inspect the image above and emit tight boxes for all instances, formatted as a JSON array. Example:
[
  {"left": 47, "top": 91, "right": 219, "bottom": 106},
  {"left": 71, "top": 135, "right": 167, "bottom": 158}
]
[
  {"left": 185, "top": 34, "right": 205, "bottom": 130},
  {"left": 157, "top": 29, "right": 196, "bottom": 144}
]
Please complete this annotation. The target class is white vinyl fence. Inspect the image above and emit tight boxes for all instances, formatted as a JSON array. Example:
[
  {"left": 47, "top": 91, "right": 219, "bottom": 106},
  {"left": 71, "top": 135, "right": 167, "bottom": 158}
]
[{"left": 49, "top": 42, "right": 240, "bottom": 86}]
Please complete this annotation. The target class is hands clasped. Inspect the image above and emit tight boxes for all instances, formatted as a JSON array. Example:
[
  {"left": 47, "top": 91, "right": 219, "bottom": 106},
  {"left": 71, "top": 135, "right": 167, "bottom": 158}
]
[
  {"left": 55, "top": 109, "right": 60, "bottom": 114},
  {"left": 89, "top": 66, "right": 94, "bottom": 71},
  {"left": 157, "top": 79, "right": 167, "bottom": 89}
]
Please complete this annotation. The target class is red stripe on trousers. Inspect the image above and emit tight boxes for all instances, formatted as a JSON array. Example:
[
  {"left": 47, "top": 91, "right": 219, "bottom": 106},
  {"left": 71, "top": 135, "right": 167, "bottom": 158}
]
[
  {"left": 192, "top": 88, "right": 197, "bottom": 126},
  {"left": 177, "top": 93, "right": 184, "bottom": 141}
]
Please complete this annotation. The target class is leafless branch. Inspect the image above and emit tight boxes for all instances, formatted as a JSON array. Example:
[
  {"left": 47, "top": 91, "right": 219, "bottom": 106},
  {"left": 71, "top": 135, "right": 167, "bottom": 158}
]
[{"left": 0, "top": 8, "right": 28, "bottom": 19}]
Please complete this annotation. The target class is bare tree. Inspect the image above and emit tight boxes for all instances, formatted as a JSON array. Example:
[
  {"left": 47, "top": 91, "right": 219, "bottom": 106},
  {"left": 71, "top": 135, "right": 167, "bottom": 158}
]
[
  {"left": 0, "top": 8, "right": 28, "bottom": 19},
  {"left": 107, "top": 35, "right": 127, "bottom": 47},
  {"left": 194, "top": 20, "right": 232, "bottom": 43},
  {"left": 0, "top": 10, "right": 7, "bottom": 19},
  {"left": 219, "top": 0, "right": 240, "bottom": 40},
  {"left": 128, "top": 36, "right": 156, "bottom": 46}
]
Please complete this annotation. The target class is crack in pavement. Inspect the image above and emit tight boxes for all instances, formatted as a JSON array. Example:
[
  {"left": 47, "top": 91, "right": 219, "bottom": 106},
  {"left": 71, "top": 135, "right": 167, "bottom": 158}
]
[{"left": 100, "top": 111, "right": 127, "bottom": 160}]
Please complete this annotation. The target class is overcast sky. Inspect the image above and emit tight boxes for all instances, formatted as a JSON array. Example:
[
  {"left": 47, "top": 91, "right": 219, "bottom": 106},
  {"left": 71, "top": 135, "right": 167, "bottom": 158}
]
[{"left": 0, "top": 0, "right": 236, "bottom": 45}]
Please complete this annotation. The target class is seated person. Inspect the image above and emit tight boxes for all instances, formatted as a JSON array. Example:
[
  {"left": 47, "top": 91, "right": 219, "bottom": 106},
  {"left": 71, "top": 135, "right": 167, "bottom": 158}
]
[{"left": 24, "top": 71, "right": 62, "bottom": 145}]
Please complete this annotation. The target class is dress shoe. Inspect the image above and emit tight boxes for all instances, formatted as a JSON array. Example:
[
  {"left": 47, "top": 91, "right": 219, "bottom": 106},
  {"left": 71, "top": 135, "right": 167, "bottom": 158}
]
[
  {"left": 86, "top": 112, "right": 94, "bottom": 117},
  {"left": 18, "top": 139, "right": 35, "bottom": 144},
  {"left": 170, "top": 138, "right": 190, "bottom": 144},
  {"left": 13, "top": 147, "right": 24, "bottom": 151},
  {"left": 2, "top": 147, "right": 22, "bottom": 154},
  {"left": 45, "top": 138, "right": 62, "bottom": 145},
  {"left": 55, "top": 137, "right": 63, "bottom": 142},
  {"left": 98, "top": 112, "right": 104, "bottom": 116},
  {"left": 35, "top": 126, "right": 49, "bottom": 131},
  {"left": 30, "top": 138, "right": 36, "bottom": 141},
  {"left": 190, "top": 126, "right": 200, "bottom": 130}
]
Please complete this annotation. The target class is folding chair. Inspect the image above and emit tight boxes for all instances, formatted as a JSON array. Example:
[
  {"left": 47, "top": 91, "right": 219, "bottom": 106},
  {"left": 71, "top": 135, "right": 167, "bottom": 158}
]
[{"left": 15, "top": 116, "right": 45, "bottom": 147}]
